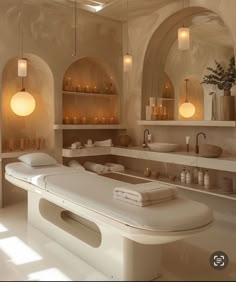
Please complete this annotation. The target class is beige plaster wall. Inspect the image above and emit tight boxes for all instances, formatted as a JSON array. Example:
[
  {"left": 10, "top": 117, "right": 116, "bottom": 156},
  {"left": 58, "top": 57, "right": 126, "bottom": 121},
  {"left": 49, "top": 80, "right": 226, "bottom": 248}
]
[
  {"left": 123, "top": 0, "right": 236, "bottom": 274},
  {"left": 0, "top": 0, "right": 123, "bottom": 206}
]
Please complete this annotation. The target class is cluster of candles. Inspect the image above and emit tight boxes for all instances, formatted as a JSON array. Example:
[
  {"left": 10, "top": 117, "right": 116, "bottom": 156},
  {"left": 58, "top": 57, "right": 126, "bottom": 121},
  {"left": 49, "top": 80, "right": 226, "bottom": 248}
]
[
  {"left": 63, "top": 77, "right": 115, "bottom": 95},
  {"left": 3, "top": 137, "right": 46, "bottom": 152},
  {"left": 146, "top": 97, "right": 168, "bottom": 121},
  {"left": 63, "top": 115, "right": 118, "bottom": 125}
]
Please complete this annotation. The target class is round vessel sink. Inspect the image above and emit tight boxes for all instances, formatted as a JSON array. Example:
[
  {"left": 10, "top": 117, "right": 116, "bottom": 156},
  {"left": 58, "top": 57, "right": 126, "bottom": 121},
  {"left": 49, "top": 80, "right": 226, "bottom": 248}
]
[
  {"left": 199, "top": 144, "right": 223, "bottom": 158},
  {"left": 147, "top": 142, "right": 179, "bottom": 152}
]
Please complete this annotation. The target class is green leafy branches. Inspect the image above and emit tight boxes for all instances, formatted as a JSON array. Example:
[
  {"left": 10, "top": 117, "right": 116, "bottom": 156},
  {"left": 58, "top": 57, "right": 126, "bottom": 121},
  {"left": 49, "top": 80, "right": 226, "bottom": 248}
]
[{"left": 202, "top": 56, "right": 236, "bottom": 92}]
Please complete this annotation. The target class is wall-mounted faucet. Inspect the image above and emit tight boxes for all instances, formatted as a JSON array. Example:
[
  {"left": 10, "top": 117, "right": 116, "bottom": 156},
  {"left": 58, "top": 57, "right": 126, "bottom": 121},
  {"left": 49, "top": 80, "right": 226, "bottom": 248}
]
[
  {"left": 195, "top": 132, "right": 206, "bottom": 154},
  {"left": 142, "top": 129, "right": 151, "bottom": 148}
]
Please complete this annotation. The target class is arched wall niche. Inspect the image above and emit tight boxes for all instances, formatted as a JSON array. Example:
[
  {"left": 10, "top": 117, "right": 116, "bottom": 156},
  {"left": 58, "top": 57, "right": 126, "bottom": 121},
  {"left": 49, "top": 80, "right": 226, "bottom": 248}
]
[
  {"left": 1, "top": 54, "right": 54, "bottom": 152},
  {"left": 62, "top": 56, "right": 120, "bottom": 124},
  {"left": 142, "top": 6, "right": 235, "bottom": 120}
]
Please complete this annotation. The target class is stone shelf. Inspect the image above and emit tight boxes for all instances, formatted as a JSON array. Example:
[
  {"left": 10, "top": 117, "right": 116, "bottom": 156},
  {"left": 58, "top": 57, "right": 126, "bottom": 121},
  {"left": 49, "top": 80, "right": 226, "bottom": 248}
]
[
  {"left": 63, "top": 147, "right": 111, "bottom": 158},
  {"left": 63, "top": 91, "right": 117, "bottom": 97},
  {"left": 0, "top": 150, "right": 52, "bottom": 159},
  {"left": 111, "top": 147, "right": 236, "bottom": 173},
  {"left": 113, "top": 170, "right": 236, "bottom": 201},
  {"left": 138, "top": 120, "right": 236, "bottom": 127},
  {"left": 54, "top": 124, "right": 126, "bottom": 130},
  {"left": 61, "top": 146, "right": 236, "bottom": 173}
]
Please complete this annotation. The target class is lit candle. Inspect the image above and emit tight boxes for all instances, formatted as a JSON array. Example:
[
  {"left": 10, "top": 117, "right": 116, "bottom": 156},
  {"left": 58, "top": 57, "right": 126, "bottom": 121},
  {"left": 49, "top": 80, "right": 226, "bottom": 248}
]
[
  {"left": 85, "top": 85, "right": 90, "bottom": 93},
  {"left": 64, "top": 116, "right": 70, "bottom": 124},
  {"left": 76, "top": 85, "right": 81, "bottom": 92},
  {"left": 102, "top": 117, "right": 106, "bottom": 124},
  {"left": 93, "top": 86, "right": 97, "bottom": 93},
  {"left": 109, "top": 116, "right": 115, "bottom": 124},
  {"left": 73, "top": 117, "right": 78, "bottom": 124},
  {"left": 81, "top": 117, "right": 87, "bottom": 124},
  {"left": 94, "top": 116, "right": 99, "bottom": 124},
  {"left": 149, "top": 97, "right": 156, "bottom": 107}
]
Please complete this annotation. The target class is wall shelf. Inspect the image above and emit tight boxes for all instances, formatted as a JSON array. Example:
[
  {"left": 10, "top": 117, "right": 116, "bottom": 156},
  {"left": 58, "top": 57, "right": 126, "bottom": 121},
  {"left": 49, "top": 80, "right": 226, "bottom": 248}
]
[
  {"left": 63, "top": 91, "right": 117, "bottom": 98},
  {"left": 54, "top": 124, "right": 126, "bottom": 130},
  {"left": 0, "top": 150, "right": 51, "bottom": 159},
  {"left": 138, "top": 120, "right": 236, "bottom": 127},
  {"left": 113, "top": 170, "right": 236, "bottom": 201},
  {"left": 63, "top": 147, "right": 111, "bottom": 158},
  {"left": 110, "top": 147, "right": 236, "bottom": 173}
]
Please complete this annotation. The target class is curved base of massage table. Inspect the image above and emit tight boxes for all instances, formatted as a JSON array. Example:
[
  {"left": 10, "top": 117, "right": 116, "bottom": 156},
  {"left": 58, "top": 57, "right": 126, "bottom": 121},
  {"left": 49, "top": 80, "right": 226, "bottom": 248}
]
[{"left": 6, "top": 173, "right": 213, "bottom": 281}]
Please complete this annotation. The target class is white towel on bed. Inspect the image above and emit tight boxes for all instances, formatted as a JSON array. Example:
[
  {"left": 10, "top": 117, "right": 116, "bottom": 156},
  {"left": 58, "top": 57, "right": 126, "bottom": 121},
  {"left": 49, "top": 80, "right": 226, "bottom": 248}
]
[
  {"left": 84, "top": 161, "right": 109, "bottom": 174},
  {"left": 113, "top": 182, "right": 177, "bottom": 206},
  {"left": 105, "top": 163, "right": 125, "bottom": 172}
]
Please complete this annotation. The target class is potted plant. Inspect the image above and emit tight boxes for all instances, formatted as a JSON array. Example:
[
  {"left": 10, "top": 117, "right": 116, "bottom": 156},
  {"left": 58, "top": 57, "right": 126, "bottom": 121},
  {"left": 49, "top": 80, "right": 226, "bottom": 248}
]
[{"left": 202, "top": 56, "right": 236, "bottom": 120}]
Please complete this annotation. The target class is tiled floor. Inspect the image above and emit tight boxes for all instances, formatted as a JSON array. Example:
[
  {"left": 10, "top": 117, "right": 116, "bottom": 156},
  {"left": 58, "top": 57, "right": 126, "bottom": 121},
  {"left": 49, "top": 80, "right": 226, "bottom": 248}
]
[
  {"left": 0, "top": 202, "right": 236, "bottom": 281},
  {"left": 0, "top": 202, "right": 109, "bottom": 281}
]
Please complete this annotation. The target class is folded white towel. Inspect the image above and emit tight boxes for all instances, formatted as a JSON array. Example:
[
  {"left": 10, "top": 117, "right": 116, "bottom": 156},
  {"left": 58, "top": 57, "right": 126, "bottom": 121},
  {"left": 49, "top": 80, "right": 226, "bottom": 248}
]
[
  {"left": 94, "top": 139, "right": 113, "bottom": 147},
  {"left": 105, "top": 163, "right": 125, "bottom": 172},
  {"left": 84, "top": 161, "right": 109, "bottom": 174},
  {"left": 113, "top": 182, "right": 177, "bottom": 202},
  {"left": 114, "top": 195, "right": 175, "bottom": 207},
  {"left": 68, "top": 160, "right": 85, "bottom": 170}
]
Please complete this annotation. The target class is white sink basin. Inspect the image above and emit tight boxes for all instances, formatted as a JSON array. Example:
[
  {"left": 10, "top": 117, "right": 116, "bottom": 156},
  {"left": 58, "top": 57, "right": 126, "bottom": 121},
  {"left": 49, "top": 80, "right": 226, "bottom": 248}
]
[{"left": 147, "top": 142, "right": 179, "bottom": 152}]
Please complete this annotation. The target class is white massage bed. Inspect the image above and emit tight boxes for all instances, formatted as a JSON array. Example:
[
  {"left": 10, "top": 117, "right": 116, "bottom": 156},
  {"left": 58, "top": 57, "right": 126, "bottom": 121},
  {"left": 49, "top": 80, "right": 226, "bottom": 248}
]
[{"left": 5, "top": 162, "right": 213, "bottom": 281}]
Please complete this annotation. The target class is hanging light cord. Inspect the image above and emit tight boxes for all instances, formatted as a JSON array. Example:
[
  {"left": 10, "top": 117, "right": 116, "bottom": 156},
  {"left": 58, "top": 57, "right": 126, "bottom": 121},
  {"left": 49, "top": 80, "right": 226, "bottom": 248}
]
[
  {"left": 185, "top": 78, "right": 189, "bottom": 102},
  {"left": 20, "top": 2, "right": 25, "bottom": 91},
  {"left": 73, "top": 0, "right": 77, "bottom": 56},
  {"left": 126, "top": 0, "right": 129, "bottom": 54}
]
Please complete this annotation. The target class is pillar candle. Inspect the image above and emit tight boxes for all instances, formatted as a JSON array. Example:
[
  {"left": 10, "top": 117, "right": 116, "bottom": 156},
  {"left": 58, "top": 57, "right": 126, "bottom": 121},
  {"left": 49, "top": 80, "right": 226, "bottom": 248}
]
[
  {"left": 146, "top": 106, "right": 152, "bottom": 121},
  {"left": 149, "top": 97, "right": 156, "bottom": 107},
  {"left": 20, "top": 138, "right": 25, "bottom": 151}
]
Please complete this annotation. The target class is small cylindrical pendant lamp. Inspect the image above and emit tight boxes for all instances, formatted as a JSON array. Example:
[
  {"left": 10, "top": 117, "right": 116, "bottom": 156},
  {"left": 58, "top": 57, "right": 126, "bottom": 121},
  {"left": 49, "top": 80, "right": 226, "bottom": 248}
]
[
  {"left": 18, "top": 59, "right": 27, "bottom": 77},
  {"left": 178, "top": 27, "right": 190, "bottom": 50},
  {"left": 123, "top": 54, "right": 133, "bottom": 72}
]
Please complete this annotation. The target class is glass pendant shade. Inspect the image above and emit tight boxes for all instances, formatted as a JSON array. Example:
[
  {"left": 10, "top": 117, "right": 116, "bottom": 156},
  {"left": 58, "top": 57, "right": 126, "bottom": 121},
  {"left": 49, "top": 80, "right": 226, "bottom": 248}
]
[
  {"left": 18, "top": 59, "right": 27, "bottom": 77},
  {"left": 179, "top": 102, "right": 195, "bottom": 118},
  {"left": 178, "top": 27, "right": 190, "bottom": 50},
  {"left": 11, "top": 90, "right": 36, "bottom": 116},
  {"left": 123, "top": 54, "right": 133, "bottom": 72}
]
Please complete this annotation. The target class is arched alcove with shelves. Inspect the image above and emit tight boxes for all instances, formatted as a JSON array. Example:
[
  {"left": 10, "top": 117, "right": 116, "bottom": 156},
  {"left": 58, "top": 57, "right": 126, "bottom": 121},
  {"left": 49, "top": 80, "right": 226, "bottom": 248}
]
[
  {"left": 62, "top": 57, "right": 120, "bottom": 125},
  {"left": 1, "top": 54, "right": 54, "bottom": 153},
  {"left": 141, "top": 6, "right": 235, "bottom": 122}
]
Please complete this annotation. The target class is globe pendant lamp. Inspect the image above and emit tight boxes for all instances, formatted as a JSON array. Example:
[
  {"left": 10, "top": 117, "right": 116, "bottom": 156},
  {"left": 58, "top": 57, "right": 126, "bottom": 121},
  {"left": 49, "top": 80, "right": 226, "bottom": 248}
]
[
  {"left": 179, "top": 79, "right": 195, "bottom": 118},
  {"left": 11, "top": 88, "right": 36, "bottom": 117}
]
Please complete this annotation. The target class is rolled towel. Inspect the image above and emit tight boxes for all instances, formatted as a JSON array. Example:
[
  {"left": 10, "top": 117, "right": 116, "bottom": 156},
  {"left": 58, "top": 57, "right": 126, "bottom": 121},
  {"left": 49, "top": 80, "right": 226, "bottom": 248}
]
[
  {"left": 94, "top": 139, "right": 113, "bottom": 147},
  {"left": 105, "top": 163, "right": 125, "bottom": 172},
  {"left": 113, "top": 182, "right": 177, "bottom": 202},
  {"left": 84, "top": 161, "right": 109, "bottom": 174},
  {"left": 68, "top": 160, "right": 85, "bottom": 170}
]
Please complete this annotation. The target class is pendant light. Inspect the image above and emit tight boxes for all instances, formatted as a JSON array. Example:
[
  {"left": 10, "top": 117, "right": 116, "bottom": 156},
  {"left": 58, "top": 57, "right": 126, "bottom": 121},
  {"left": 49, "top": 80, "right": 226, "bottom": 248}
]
[
  {"left": 11, "top": 6, "right": 36, "bottom": 117},
  {"left": 178, "top": 0, "right": 190, "bottom": 50},
  {"left": 123, "top": 0, "right": 132, "bottom": 72},
  {"left": 72, "top": 0, "right": 77, "bottom": 57},
  {"left": 18, "top": 8, "right": 27, "bottom": 77},
  {"left": 179, "top": 79, "right": 195, "bottom": 118}
]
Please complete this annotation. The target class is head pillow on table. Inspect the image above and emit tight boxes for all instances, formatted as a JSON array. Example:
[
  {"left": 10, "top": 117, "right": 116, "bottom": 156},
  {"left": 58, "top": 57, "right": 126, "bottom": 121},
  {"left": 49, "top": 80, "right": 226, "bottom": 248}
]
[{"left": 18, "top": 153, "right": 57, "bottom": 167}]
